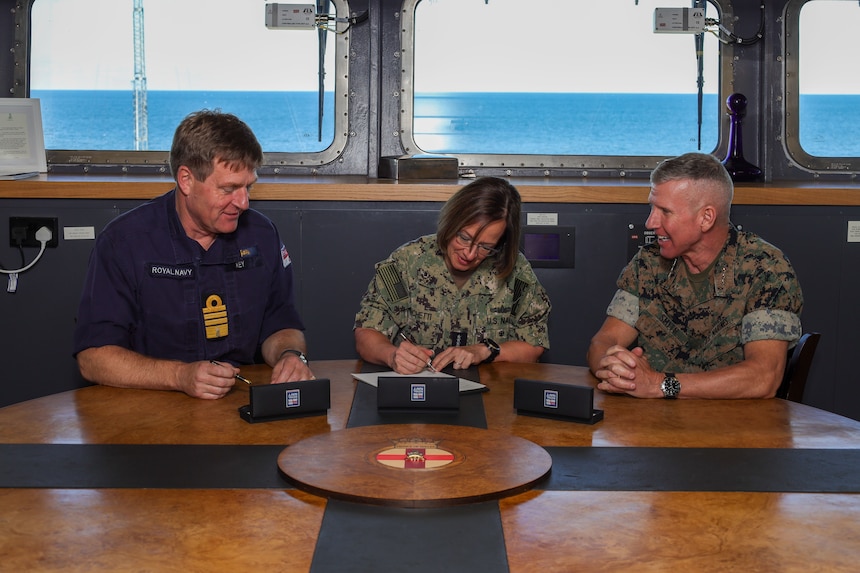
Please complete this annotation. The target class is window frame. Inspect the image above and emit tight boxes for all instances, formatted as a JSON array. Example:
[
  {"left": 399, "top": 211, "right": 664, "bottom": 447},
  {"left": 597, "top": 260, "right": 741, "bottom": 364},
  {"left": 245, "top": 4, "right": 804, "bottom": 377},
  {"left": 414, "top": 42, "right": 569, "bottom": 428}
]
[
  {"left": 14, "top": 0, "right": 352, "bottom": 174},
  {"left": 783, "top": 0, "right": 860, "bottom": 174},
  {"left": 398, "top": 0, "right": 735, "bottom": 178}
]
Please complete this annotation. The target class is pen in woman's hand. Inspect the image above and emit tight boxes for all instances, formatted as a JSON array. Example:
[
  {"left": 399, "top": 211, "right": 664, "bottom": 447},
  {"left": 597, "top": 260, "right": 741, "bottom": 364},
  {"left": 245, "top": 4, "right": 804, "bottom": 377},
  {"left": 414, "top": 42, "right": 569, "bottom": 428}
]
[
  {"left": 398, "top": 331, "right": 436, "bottom": 372},
  {"left": 209, "top": 360, "right": 252, "bottom": 385}
]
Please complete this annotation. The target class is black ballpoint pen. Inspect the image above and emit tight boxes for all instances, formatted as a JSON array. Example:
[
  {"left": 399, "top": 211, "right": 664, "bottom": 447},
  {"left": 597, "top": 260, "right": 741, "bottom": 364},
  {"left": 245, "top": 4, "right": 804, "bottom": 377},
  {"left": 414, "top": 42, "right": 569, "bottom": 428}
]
[{"left": 209, "top": 360, "right": 252, "bottom": 385}]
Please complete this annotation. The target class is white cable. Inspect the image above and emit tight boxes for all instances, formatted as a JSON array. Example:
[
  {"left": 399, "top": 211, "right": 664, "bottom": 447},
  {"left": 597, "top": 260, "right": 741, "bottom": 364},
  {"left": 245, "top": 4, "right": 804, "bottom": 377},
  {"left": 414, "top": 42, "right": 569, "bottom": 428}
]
[{"left": 0, "top": 226, "right": 51, "bottom": 274}]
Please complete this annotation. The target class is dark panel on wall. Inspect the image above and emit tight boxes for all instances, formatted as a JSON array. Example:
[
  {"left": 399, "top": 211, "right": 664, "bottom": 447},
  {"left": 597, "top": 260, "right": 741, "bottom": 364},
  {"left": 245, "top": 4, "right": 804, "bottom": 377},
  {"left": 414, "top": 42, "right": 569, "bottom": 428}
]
[
  {"left": 298, "top": 208, "right": 439, "bottom": 360},
  {"left": 253, "top": 204, "right": 304, "bottom": 329},
  {"left": 834, "top": 226, "right": 860, "bottom": 415},
  {"left": 524, "top": 204, "right": 651, "bottom": 366},
  {"left": 0, "top": 199, "right": 132, "bottom": 406},
  {"left": 733, "top": 207, "right": 856, "bottom": 416}
]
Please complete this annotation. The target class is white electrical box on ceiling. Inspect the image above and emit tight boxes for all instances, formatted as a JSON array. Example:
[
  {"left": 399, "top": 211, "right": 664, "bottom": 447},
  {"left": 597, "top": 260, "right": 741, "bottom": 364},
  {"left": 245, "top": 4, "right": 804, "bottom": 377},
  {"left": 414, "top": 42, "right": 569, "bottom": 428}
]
[
  {"left": 265, "top": 3, "right": 317, "bottom": 30},
  {"left": 653, "top": 7, "right": 706, "bottom": 34}
]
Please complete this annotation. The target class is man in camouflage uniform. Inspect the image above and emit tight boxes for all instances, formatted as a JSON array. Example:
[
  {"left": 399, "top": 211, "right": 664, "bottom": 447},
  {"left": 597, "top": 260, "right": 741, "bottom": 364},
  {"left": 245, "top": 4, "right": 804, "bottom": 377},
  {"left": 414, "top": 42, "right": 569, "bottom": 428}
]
[
  {"left": 587, "top": 153, "right": 803, "bottom": 399},
  {"left": 354, "top": 177, "right": 551, "bottom": 374}
]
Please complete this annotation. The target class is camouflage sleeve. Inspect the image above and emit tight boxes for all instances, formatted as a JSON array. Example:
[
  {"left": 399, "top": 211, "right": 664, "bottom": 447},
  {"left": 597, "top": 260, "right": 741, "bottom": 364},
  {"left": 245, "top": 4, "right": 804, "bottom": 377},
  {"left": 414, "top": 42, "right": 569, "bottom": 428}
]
[
  {"left": 742, "top": 309, "right": 802, "bottom": 345},
  {"left": 741, "top": 253, "right": 804, "bottom": 345},
  {"left": 510, "top": 259, "right": 552, "bottom": 349},
  {"left": 353, "top": 259, "right": 408, "bottom": 341},
  {"left": 615, "top": 252, "right": 641, "bottom": 298},
  {"left": 606, "top": 289, "right": 639, "bottom": 327}
]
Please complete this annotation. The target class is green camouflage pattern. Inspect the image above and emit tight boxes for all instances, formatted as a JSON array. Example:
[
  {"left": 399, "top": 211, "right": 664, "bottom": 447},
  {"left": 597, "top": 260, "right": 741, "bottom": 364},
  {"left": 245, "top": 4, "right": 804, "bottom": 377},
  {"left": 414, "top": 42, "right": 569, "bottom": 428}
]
[
  {"left": 606, "top": 226, "right": 803, "bottom": 373},
  {"left": 354, "top": 235, "right": 551, "bottom": 353}
]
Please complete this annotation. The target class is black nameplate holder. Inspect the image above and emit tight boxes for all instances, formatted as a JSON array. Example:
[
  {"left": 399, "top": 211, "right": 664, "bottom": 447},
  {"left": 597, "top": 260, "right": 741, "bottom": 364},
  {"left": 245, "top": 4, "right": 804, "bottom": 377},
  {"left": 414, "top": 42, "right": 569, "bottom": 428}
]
[
  {"left": 238, "top": 378, "right": 330, "bottom": 423},
  {"left": 514, "top": 378, "right": 603, "bottom": 425},
  {"left": 377, "top": 376, "right": 460, "bottom": 413}
]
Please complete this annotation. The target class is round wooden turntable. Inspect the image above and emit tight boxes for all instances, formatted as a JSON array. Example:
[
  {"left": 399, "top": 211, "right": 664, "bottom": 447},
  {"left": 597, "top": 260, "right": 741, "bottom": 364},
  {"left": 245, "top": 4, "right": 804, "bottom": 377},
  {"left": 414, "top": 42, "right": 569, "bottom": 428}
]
[{"left": 277, "top": 423, "right": 552, "bottom": 508}]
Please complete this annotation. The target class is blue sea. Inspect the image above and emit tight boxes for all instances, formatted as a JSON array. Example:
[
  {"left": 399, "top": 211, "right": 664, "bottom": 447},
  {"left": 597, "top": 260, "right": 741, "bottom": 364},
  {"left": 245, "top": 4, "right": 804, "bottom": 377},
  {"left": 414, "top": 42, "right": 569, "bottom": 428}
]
[
  {"left": 32, "top": 90, "right": 338, "bottom": 153},
  {"left": 31, "top": 90, "right": 860, "bottom": 157}
]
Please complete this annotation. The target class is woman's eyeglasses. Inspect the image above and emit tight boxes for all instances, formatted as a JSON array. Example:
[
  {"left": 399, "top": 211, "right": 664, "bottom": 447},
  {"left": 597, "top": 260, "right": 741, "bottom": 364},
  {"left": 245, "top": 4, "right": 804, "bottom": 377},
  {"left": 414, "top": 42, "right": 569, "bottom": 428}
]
[{"left": 454, "top": 231, "right": 500, "bottom": 256}]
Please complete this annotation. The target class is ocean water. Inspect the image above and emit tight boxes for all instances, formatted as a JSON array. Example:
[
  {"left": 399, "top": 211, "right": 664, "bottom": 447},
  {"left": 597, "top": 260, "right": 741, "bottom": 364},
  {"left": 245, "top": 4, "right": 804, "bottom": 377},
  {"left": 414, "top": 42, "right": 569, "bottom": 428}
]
[
  {"left": 412, "top": 92, "right": 721, "bottom": 156},
  {"left": 798, "top": 94, "right": 860, "bottom": 157},
  {"left": 32, "top": 90, "right": 336, "bottom": 153},
  {"left": 30, "top": 90, "right": 860, "bottom": 158}
]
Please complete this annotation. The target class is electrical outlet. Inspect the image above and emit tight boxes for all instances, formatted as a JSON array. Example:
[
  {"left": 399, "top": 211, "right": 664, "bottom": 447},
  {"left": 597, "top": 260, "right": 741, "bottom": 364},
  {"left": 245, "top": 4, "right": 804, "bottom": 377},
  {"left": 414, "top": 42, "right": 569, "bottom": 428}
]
[{"left": 9, "top": 217, "right": 59, "bottom": 248}]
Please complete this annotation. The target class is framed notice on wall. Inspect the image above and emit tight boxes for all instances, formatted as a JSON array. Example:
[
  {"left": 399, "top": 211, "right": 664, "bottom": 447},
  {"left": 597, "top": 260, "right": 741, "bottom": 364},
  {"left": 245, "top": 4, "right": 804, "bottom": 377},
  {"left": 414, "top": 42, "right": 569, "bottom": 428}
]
[{"left": 0, "top": 98, "right": 47, "bottom": 179}]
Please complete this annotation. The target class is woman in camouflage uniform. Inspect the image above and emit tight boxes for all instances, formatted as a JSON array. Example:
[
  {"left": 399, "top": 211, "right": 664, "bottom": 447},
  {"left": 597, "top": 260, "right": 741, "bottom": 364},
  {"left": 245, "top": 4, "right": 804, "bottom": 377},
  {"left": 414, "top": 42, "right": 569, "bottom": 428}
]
[{"left": 354, "top": 177, "right": 551, "bottom": 374}]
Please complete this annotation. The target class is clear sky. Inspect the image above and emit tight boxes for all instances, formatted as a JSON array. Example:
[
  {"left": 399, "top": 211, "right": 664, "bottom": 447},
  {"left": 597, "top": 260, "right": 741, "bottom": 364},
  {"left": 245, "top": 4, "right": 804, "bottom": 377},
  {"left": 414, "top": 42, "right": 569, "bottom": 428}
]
[
  {"left": 29, "top": 0, "right": 860, "bottom": 94},
  {"left": 31, "top": 0, "right": 334, "bottom": 91},
  {"left": 798, "top": 0, "right": 860, "bottom": 93}
]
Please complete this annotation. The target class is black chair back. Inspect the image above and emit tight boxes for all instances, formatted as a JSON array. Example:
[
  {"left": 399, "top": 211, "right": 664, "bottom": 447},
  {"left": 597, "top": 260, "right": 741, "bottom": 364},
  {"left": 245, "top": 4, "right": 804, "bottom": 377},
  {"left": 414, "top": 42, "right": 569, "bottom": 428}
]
[{"left": 776, "top": 332, "right": 822, "bottom": 402}]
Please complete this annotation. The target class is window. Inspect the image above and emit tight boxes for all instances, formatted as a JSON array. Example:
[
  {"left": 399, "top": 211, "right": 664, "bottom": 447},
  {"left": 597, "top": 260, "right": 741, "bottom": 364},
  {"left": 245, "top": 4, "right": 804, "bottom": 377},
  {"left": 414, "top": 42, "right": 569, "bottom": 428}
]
[
  {"left": 402, "top": 0, "right": 728, "bottom": 174},
  {"left": 786, "top": 0, "right": 860, "bottom": 172},
  {"left": 24, "top": 0, "right": 350, "bottom": 171}
]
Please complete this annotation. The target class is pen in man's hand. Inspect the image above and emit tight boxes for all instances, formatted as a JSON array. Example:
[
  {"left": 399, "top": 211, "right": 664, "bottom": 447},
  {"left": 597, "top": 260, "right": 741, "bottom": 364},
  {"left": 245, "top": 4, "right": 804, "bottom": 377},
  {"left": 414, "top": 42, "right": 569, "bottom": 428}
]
[
  {"left": 398, "top": 331, "right": 436, "bottom": 372},
  {"left": 209, "top": 360, "right": 252, "bottom": 385}
]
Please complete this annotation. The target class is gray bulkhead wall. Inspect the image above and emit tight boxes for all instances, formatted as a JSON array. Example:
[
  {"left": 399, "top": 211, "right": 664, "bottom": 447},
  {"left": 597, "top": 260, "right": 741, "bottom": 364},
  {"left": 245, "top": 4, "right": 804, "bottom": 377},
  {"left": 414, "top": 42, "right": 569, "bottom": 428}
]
[{"left": 0, "top": 199, "right": 858, "bottom": 423}]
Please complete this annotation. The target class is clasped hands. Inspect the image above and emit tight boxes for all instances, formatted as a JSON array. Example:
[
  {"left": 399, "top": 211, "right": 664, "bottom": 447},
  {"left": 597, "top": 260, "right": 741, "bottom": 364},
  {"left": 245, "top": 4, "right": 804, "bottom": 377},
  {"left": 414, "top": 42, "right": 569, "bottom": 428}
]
[{"left": 593, "top": 345, "right": 662, "bottom": 398}]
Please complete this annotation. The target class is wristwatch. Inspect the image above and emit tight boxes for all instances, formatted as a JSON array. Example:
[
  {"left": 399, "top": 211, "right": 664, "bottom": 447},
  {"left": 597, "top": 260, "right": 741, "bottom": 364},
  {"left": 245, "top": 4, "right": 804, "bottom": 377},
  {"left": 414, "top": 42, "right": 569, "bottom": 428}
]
[
  {"left": 279, "top": 348, "right": 308, "bottom": 365},
  {"left": 661, "top": 372, "right": 681, "bottom": 399},
  {"left": 482, "top": 339, "right": 501, "bottom": 363}
]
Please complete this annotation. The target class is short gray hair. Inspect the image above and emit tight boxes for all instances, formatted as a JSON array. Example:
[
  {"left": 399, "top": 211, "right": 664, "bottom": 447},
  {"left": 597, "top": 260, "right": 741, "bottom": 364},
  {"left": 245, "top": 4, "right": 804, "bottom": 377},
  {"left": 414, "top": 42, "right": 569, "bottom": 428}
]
[{"left": 651, "top": 152, "right": 734, "bottom": 220}]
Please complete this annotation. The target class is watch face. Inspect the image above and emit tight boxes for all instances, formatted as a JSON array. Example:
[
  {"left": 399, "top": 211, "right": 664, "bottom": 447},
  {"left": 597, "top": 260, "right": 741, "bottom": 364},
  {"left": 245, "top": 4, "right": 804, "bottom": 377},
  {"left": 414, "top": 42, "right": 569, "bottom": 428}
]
[{"left": 661, "top": 376, "right": 680, "bottom": 398}]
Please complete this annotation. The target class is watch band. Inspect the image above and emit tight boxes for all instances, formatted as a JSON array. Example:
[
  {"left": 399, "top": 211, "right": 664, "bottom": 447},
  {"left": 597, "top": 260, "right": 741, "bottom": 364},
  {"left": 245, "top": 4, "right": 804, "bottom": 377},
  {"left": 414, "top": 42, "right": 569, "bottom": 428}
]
[
  {"left": 482, "top": 338, "right": 501, "bottom": 363},
  {"left": 278, "top": 348, "right": 308, "bottom": 365}
]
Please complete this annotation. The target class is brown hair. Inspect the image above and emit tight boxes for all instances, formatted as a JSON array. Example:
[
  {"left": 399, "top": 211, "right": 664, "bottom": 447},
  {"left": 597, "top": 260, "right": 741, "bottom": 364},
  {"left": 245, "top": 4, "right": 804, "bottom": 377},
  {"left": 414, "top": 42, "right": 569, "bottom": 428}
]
[
  {"left": 169, "top": 110, "right": 263, "bottom": 183},
  {"left": 437, "top": 177, "right": 522, "bottom": 280}
]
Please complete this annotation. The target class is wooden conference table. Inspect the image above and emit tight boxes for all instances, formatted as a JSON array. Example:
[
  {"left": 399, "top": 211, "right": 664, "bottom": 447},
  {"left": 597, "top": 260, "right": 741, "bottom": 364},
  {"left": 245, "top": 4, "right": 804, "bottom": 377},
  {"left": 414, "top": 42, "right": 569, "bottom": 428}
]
[{"left": 2, "top": 360, "right": 860, "bottom": 572}]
